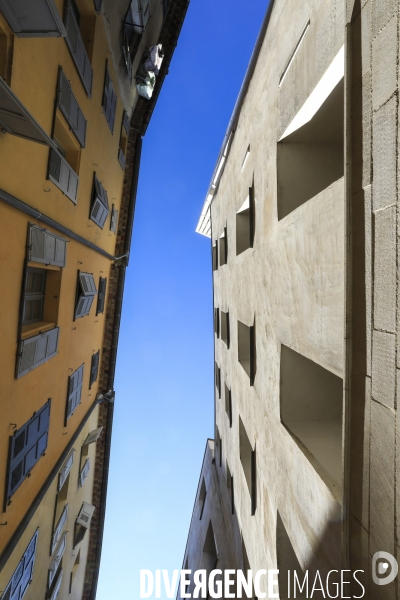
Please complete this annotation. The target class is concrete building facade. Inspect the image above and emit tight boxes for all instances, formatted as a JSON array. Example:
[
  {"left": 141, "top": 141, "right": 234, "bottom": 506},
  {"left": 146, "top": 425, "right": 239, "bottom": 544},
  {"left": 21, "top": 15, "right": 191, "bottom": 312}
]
[{"left": 186, "top": 0, "right": 400, "bottom": 598}]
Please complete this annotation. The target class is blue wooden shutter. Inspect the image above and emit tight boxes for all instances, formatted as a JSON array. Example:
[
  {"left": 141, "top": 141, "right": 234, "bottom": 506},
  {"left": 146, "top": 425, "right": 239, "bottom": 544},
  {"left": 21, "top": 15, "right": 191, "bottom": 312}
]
[
  {"left": 0, "top": 0, "right": 66, "bottom": 37},
  {"left": 75, "top": 272, "right": 97, "bottom": 319},
  {"left": 29, "top": 224, "right": 67, "bottom": 267},
  {"left": 102, "top": 65, "right": 117, "bottom": 133},
  {"left": 48, "top": 147, "right": 79, "bottom": 203},
  {"left": 1, "top": 530, "right": 39, "bottom": 600},
  {"left": 6, "top": 402, "right": 50, "bottom": 501},
  {"left": 57, "top": 69, "right": 87, "bottom": 147},
  {"left": 64, "top": 0, "right": 93, "bottom": 97},
  {"left": 16, "top": 327, "right": 59, "bottom": 379},
  {"left": 96, "top": 277, "right": 107, "bottom": 315},
  {"left": 65, "top": 364, "right": 84, "bottom": 421},
  {"left": 90, "top": 175, "right": 109, "bottom": 228}
]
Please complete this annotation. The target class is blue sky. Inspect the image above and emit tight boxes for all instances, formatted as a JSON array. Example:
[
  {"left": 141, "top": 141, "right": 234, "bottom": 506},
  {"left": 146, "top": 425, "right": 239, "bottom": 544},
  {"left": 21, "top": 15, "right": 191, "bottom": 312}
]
[{"left": 97, "top": 1, "right": 268, "bottom": 598}]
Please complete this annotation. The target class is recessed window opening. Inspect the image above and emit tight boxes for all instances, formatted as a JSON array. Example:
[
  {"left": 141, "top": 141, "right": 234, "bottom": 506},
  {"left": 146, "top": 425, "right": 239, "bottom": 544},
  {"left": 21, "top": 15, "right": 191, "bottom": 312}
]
[
  {"left": 241, "top": 144, "right": 250, "bottom": 172},
  {"left": 214, "top": 307, "right": 220, "bottom": 337},
  {"left": 279, "top": 19, "right": 310, "bottom": 87},
  {"left": 219, "top": 227, "right": 228, "bottom": 266},
  {"left": 277, "top": 75, "right": 344, "bottom": 220},
  {"left": 212, "top": 242, "right": 218, "bottom": 271},
  {"left": 0, "top": 17, "right": 13, "bottom": 83},
  {"left": 276, "top": 511, "right": 306, "bottom": 599},
  {"left": 280, "top": 345, "right": 343, "bottom": 495},
  {"left": 220, "top": 311, "right": 230, "bottom": 347},
  {"left": 215, "top": 363, "right": 221, "bottom": 398},
  {"left": 239, "top": 416, "right": 256, "bottom": 515},
  {"left": 236, "top": 186, "right": 255, "bottom": 255},
  {"left": 226, "top": 462, "right": 234, "bottom": 515},
  {"left": 238, "top": 319, "right": 256, "bottom": 385},
  {"left": 198, "top": 478, "right": 207, "bottom": 520},
  {"left": 202, "top": 521, "right": 218, "bottom": 575},
  {"left": 22, "top": 268, "right": 46, "bottom": 325},
  {"left": 224, "top": 383, "right": 232, "bottom": 427}
]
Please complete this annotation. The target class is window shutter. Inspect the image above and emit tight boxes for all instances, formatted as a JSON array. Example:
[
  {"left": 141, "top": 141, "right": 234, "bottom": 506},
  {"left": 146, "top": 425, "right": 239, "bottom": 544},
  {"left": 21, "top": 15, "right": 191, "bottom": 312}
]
[
  {"left": 75, "top": 272, "right": 97, "bottom": 319},
  {"left": 109, "top": 88, "right": 117, "bottom": 134},
  {"left": 102, "top": 65, "right": 117, "bottom": 133},
  {"left": 96, "top": 277, "right": 107, "bottom": 315},
  {"left": 76, "top": 502, "right": 95, "bottom": 528},
  {"left": 48, "top": 532, "right": 66, "bottom": 587},
  {"left": 64, "top": 0, "right": 93, "bottom": 97},
  {"left": 57, "top": 69, "right": 87, "bottom": 147},
  {"left": 1, "top": 530, "right": 39, "bottom": 600},
  {"left": 83, "top": 427, "right": 103, "bottom": 445},
  {"left": 6, "top": 402, "right": 51, "bottom": 501},
  {"left": 110, "top": 205, "right": 118, "bottom": 233},
  {"left": 48, "top": 147, "right": 79, "bottom": 203},
  {"left": 16, "top": 327, "right": 59, "bottom": 379},
  {"left": 0, "top": 78, "right": 55, "bottom": 146},
  {"left": 79, "top": 458, "right": 90, "bottom": 487},
  {"left": 65, "top": 364, "right": 84, "bottom": 421},
  {"left": 0, "top": 0, "right": 66, "bottom": 37},
  {"left": 51, "top": 504, "right": 68, "bottom": 554},
  {"left": 49, "top": 569, "right": 63, "bottom": 600},
  {"left": 118, "top": 147, "right": 126, "bottom": 170},
  {"left": 29, "top": 224, "right": 67, "bottom": 267},
  {"left": 93, "top": 0, "right": 103, "bottom": 13},
  {"left": 141, "top": 0, "right": 151, "bottom": 27},
  {"left": 89, "top": 350, "right": 100, "bottom": 388},
  {"left": 58, "top": 450, "right": 74, "bottom": 491},
  {"left": 123, "top": 110, "right": 130, "bottom": 134},
  {"left": 90, "top": 176, "right": 109, "bottom": 228}
]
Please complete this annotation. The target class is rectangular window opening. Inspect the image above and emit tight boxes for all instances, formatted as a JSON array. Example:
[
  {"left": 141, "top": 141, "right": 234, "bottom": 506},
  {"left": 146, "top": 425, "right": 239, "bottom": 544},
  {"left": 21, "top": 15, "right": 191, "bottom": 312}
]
[
  {"left": 215, "top": 363, "right": 221, "bottom": 399},
  {"left": 212, "top": 243, "right": 218, "bottom": 271},
  {"left": 224, "top": 383, "right": 232, "bottom": 427},
  {"left": 239, "top": 416, "right": 256, "bottom": 515},
  {"left": 237, "top": 319, "right": 256, "bottom": 385},
  {"left": 219, "top": 227, "right": 228, "bottom": 266},
  {"left": 236, "top": 186, "right": 255, "bottom": 255},
  {"left": 220, "top": 311, "right": 230, "bottom": 348},
  {"left": 74, "top": 271, "right": 97, "bottom": 319},
  {"left": 214, "top": 307, "right": 219, "bottom": 338},
  {"left": 280, "top": 344, "right": 343, "bottom": 496},
  {"left": 226, "top": 462, "right": 234, "bottom": 515},
  {"left": 198, "top": 478, "right": 206, "bottom": 520}
]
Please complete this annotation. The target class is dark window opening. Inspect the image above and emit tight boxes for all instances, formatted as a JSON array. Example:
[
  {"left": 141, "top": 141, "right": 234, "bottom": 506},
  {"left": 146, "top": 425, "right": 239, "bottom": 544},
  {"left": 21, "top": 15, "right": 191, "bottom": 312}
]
[
  {"left": 198, "top": 478, "right": 206, "bottom": 520},
  {"left": 236, "top": 185, "right": 255, "bottom": 255},
  {"left": 221, "top": 311, "right": 230, "bottom": 348},
  {"left": 22, "top": 268, "right": 46, "bottom": 325},
  {"left": 224, "top": 384, "right": 232, "bottom": 427},
  {"left": 238, "top": 319, "right": 256, "bottom": 385},
  {"left": 239, "top": 416, "right": 256, "bottom": 515},
  {"left": 219, "top": 226, "right": 228, "bottom": 266}
]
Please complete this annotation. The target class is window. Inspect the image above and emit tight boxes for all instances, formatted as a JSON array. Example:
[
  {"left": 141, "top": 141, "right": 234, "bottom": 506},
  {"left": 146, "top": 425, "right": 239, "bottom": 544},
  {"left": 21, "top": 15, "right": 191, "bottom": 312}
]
[
  {"left": 1, "top": 530, "right": 38, "bottom": 600},
  {"left": 79, "top": 457, "right": 90, "bottom": 487},
  {"left": 82, "top": 427, "right": 103, "bottom": 445},
  {"left": 122, "top": 0, "right": 151, "bottom": 79},
  {"left": 22, "top": 268, "right": 46, "bottom": 325},
  {"left": 216, "top": 427, "right": 222, "bottom": 468},
  {"left": 276, "top": 511, "right": 306, "bottom": 600},
  {"left": 220, "top": 311, "right": 230, "bottom": 347},
  {"left": 0, "top": 0, "right": 65, "bottom": 36},
  {"left": 118, "top": 111, "right": 129, "bottom": 169},
  {"left": 51, "top": 504, "right": 68, "bottom": 555},
  {"left": 198, "top": 478, "right": 206, "bottom": 519},
  {"left": 74, "top": 272, "right": 97, "bottom": 318},
  {"left": 74, "top": 502, "right": 95, "bottom": 546},
  {"left": 226, "top": 462, "right": 234, "bottom": 515},
  {"left": 219, "top": 227, "right": 228, "bottom": 266},
  {"left": 237, "top": 319, "right": 256, "bottom": 385},
  {"left": 48, "top": 531, "right": 66, "bottom": 588},
  {"left": 49, "top": 570, "right": 63, "bottom": 600},
  {"left": 69, "top": 550, "right": 80, "bottom": 593},
  {"left": 89, "top": 350, "right": 100, "bottom": 388},
  {"left": 96, "top": 277, "right": 107, "bottom": 315},
  {"left": 224, "top": 384, "right": 232, "bottom": 427},
  {"left": 277, "top": 75, "right": 344, "bottom": 220},
  {"left": 52, "top": 466, "right": 70, "bottom": 556},
  {"left": 5, "top": 401, "right": 50, "bottom": 505},
  {"left": 16, "top": 328, "right": 60, "bottom": 378},
  {"left": 102, "top": 63, "right": 117, "bottom": 133},
  {"left": 63, "top": 0, "right": 93, "bottom": 96},
  {"left": 280, "top": 344, "right": 343, "bottom": 494},
  {"left": 58, "top": 450, "right": 74, "bottom": 491},
  {"left": 214, "top": 307, "right": 219, "bottom": 337},
  {"left": 90, "top": 175, "right": 109, "bottom": 228},
  {"left": 236, "top": 186, "right": 255, "bottom": 255},
  {"left": 65, "top": 364, "right": 84, "bottom": 422},
  {"left": 215, "top": 363, "right": 221, "bottom": 399},
  {"left": 48, "top": 109, "right": 80, "bottom": 203},
  {"left": 110, "top": 205, "right": 119, "bottom": 234},
  {"left": 28, "top": 224, "right": 67, "bottom": 267},
  {"left": 239, "top": 416, "right": 256, "bottom": 515},
  {"left": 212, "top": 243, "right": 218, "bottom": 271},
  {"left": 56, "top": 67, "right": 87, "bottom": 148},
  {"left": 0, "top": 15, "right": 13, "bottom": 83}
]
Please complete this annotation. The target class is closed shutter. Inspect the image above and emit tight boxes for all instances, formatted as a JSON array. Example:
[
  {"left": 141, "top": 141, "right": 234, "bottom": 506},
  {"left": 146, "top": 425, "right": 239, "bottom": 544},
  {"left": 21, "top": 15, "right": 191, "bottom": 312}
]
[
  {"left": 75, "top": 272, "right": 97, "bottom": 319},
  {"left": 65, "top": 364, "right": 84, "bottom": 421},
  {"left": 6, "top": 401, "right": 51, "bottom": 501},
  {"left": 64, "top": 0, "right": 93, "bottom": 97},
  {"left": 51, "top": 505, "right": 68, "bottom": 554},
  {"left": 79, "top": 458, "right": 90, "bottom": 487},
  {"left": 110, "top": 205, "right": 118, "bottom": 233},
  {"left": 93, "top": 0, "right": 103, "bottom": 13},
  {"left": 58, "top": 450, "right": 74, "bottom": 491},
  {"left": 29, "top": 224, "right": 67, "bottom": 267},
  {"left": 0, "top": 0, "right": 66, "bottom": 37},
  {"left": 76, "top": 502, "right": 95, "bottom": 528},
  {"left": 118, "top": 147, "right": 126, "bottom": 170},
  {"left": 0, "top": 78, "right": 55, "bottom": 146},
  {"left": 1, "top": 530, "right": 38, "bottom": 600},
  {"left": 48, "top": 147, "right": 79, "bottom": 204},
  {"left": 57, "top": 69, "right": 87, "bottom": 147},
  {"left": 90, "top": 176, "right": 109, "bottom": 228},
  {"left": 96, "top": 277, "right": 107, "bottom": 315},
  {"left": 102, "top": 65, "right": 117, "bottom": 133},
  {"left": 48, "top": 532, "right": 66, "bottom": 587},
  {"left": 83, "top": 427, "right": 103, "bottom": 445},
  {"left": 49, "top": 569, "right": 63, "bottom": 600},
  {"left": 123, "top": 110, "right": 130, "bottom": 134},
  {"left": 89, "top": 350, "right": 100, "bottom": 388},
  {"left": 16, "top": 327, "right": 59, "bottom": 379}
]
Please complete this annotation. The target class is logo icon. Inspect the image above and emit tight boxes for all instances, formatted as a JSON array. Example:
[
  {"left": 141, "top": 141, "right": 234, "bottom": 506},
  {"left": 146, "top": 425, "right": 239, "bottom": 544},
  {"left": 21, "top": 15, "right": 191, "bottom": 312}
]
[{"left": 372, "top": 552, "right": 398, "bottom": 585}]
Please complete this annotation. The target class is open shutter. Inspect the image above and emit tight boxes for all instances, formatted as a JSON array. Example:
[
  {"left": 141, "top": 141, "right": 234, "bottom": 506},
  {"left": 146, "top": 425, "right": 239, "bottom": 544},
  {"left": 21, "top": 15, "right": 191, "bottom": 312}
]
[
  {"left": 1, "top": 530, "right": 38, "bottom": 600},
  {"left": 83, "top": 427, "right": 103, "bottom": 445},
  {"left": 48, "top": 532, "right": 66, "bottom": 587},
  {"left": 51, "top": 505, "right": 68, "bottom": 554},
  {"left": 76, "top": 502, "right": 95, "bottom": 528},
  {"left": 90, "top": 176, "right": 109, "bottom": 228},
  {"left": 110, "top": 206, "right": 118, "bottom": 233},
  {"left": 6, "top": 402, "right": 51, "bottom": 501},
  {"left": 49, "top": 569, "right": 63, "bottom": 600},
  {"left": 123, "top": 110, "right": 130, "bottom": 134},
  {"left": 96, "top": 277, "right": 107, "bottom": 315},
  {"left": 58, "top": 450, "right": 74, "bottom": 491},
  {"left": 102, "top": 65, "right": 117, "bottom": 133},
  {"left": 0, "top": 0, "right": 66, "bottom": 37},
  {"left": 16, "top": 327, "right": 59, "bottom": 379},
  {"left": 29, "top": 224, "right": 67, "bottom": 267},
  {"left": 0, "top": 78, "right": 55, "bottom": 146},
  {"left": 65, "top": 364, "right": 84, "bottom": 421},
  {"left": 141, "top": 0, "right": 151, "bottom": 27},
  {"left": 48, "top": 147, "right": 79, "bottom": 203},
  {"left": 109, "top": 88, "right": 117, "bottom": 133},
  {"left": 57, "top": 69, "right": 87, "bottom": 147},
  {"left": 89, "top": 350, "right": 100, "bottom": 388},
  {"left": 64, "top": 0, "right": 93, "bottom": 97},
  {"left": 93, "top": 0, "right": 103, "bottom": 12},
  {"left": 79, "top": 458, "right": 90, "bottom": 487},
  {"left": 75, "top": 272, "right": 97, "bottom": 319},
  {"left": 118, "top": 147, "right": 126, "bottom": 170}
]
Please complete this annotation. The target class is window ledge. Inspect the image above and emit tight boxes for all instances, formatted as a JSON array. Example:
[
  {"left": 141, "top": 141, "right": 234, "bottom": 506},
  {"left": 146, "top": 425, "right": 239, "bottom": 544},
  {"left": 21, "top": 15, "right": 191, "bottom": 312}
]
[{"left": 21, "top": 322, "right": 56, "bottom": 340}]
